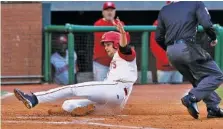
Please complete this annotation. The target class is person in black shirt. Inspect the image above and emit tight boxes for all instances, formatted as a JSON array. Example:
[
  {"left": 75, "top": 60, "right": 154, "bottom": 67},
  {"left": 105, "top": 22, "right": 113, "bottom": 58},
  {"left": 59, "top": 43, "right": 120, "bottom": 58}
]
[{"left": 156, "top": 1, "right": 223, "bottom": 119}]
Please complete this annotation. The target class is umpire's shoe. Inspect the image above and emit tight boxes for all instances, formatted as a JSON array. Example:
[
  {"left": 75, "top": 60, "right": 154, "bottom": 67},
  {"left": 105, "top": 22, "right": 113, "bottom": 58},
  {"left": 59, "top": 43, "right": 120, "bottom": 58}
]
[
  {"left": 181, "top": 94, "right": 199, "bottom": 119},
  {"left": 207, "top": 108, "right": 223, "bottom": 118},
  {"left": 14, "top": 89, "right": 38, "bottom": 109}
]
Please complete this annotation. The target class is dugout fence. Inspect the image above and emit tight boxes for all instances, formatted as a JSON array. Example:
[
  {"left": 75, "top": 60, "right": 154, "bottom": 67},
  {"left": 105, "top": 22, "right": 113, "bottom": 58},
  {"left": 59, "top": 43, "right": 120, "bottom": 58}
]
[{"left": 44, "top": 24, "right": 223, "bottom": 85}]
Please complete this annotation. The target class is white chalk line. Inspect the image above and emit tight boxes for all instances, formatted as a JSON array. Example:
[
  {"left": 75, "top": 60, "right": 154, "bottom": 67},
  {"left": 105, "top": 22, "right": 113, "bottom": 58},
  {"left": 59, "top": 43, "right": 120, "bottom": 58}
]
[
  {"left": 3, "top": 116, "right": 161, "bottom": 129},
  {"left": 118, "top": 115, "right": 129, "bottom": 117},
  {"left": 3, "top": 120, "right": 160, "bottom": 129},
  {"left": 11, "top": 115, "right": 127, "bottom": 120},
  {"left": 10, "top": 116, "right": 105, "bottom": 121},
  {"left": 1, "top": 93, "right": 13, "bottom": 100},
  {"left": 72, "top": 120, "right": 160, "bottom": 129}
]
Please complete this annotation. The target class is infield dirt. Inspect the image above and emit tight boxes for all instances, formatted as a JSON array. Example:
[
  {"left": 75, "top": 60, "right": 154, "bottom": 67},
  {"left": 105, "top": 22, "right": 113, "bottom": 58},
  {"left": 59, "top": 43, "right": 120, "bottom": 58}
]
[{"left": 2, "top": 84, "right": 223, "bottom": 129}]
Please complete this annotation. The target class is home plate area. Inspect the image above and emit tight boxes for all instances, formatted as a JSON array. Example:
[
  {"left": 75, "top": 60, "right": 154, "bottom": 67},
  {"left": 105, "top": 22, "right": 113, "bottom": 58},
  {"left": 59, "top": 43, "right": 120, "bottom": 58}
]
[{"left": 1, "top": 84, "right": 223, "bottom": 129}]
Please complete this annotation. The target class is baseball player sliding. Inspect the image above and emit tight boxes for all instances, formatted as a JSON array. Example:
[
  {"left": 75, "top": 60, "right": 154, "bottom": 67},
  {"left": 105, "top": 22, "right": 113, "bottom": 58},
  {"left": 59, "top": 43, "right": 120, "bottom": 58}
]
[{"left": 14, "top": 18, "right": 137, "bottom": 116}]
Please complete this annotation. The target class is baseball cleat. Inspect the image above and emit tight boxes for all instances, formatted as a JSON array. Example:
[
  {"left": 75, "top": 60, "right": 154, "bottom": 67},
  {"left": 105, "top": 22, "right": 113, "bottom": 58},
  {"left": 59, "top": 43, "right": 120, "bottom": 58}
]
[
  {"left": 71, "top": 104, "right": 95, "bottom": 117},
  {"left": 207, "top": 108, "right": 223, "bottom": 118},
  {"left": 181, "top": 94, "right": 199, "bottom": 119},
  {"left": 14, "top": 89, "right": 38, "bottom": 109}
]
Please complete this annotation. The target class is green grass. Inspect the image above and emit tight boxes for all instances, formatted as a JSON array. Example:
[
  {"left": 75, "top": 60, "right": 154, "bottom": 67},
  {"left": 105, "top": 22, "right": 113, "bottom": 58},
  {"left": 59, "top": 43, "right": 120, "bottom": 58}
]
[{"left": 216, "top": 86, "right": 223, "bottom": 99}]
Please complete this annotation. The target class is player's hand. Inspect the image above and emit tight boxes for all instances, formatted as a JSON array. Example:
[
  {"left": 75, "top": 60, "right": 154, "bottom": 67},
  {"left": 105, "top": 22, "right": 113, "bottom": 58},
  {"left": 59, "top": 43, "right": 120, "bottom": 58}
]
[
  {"left": 113, "top": 17, "right": 126, "bottom": 34},
  {"left": 210, "top": 39, "right": 218, "bottom": 47}
]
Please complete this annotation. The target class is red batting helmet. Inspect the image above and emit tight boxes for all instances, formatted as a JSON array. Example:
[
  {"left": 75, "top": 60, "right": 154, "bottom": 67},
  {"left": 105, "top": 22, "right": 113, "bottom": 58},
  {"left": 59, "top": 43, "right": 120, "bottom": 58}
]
[{"left": 101, "top": 31, "right": 120, "bottom": 49}]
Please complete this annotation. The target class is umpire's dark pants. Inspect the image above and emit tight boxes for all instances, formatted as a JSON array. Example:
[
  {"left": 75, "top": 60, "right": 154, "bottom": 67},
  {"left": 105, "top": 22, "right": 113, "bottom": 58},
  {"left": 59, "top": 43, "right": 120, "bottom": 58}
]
[{"left": 167, "top": 39, "right": 223, "bottom": 109}]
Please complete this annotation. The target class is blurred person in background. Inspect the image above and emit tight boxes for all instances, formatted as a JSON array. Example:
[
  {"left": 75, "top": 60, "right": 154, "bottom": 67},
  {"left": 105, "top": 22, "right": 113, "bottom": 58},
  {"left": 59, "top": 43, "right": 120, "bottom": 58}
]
[
  {"left": 51, "top": 35, "right": 78, "bottom": 85},
  {"left": 150, "top": 2, "right": 183, "bottom": 84},
  {"left": 93, "top": 1, "right": 130, "bottom": 81}
]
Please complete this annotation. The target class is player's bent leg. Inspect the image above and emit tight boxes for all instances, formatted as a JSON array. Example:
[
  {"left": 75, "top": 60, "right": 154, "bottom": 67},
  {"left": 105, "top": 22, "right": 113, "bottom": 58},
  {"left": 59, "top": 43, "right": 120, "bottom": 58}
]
[
  {"left": 48, "top": 99, "right": 95, "bottom": 116},
  {"left": 62, "top": 99, "right": 94, "bottom": 112},
  {"left": 62, "top": 82, "right": 128, "bottom": 116}
]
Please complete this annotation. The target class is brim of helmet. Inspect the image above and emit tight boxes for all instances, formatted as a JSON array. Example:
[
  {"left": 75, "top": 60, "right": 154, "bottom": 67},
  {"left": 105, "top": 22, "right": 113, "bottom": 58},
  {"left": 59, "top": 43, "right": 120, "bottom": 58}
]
[{"left": 100, "top": 40, "right": 114, "bottom": 45}]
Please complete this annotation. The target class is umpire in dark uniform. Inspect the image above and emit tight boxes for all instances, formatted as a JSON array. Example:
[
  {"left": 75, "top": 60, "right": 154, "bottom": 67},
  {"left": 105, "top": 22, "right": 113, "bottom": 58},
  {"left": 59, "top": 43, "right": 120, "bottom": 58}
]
[{"left": 155, "top": 1, "right": 223, "bottom": 119}]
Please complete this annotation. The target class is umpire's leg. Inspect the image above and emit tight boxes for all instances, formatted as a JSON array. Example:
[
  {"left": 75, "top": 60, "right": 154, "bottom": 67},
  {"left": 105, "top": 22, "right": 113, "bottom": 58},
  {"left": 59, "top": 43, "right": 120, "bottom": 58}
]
[
  {"left": 167, "top": 40, "right": 223, "bottom": 107},
  {"left": 166, "top": 42, "right": 198, "bottom": 87},
  {"left": 171, "top": 63, "right": 197, "bottom": 87},
  {"left": 173, "top": 61, "right": 221, "bottom": 109},
  {"left": 188, "top": 60, "right": 223, "bottom": 105},
  {"left": 203, "top": 92, "right": 221, "bottom": 110}
]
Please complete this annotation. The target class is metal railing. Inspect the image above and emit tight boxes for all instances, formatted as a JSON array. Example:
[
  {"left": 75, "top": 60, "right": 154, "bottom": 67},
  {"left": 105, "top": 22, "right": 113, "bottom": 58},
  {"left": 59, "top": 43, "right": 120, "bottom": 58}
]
[{"left": 44, "top": 24, "right": 223, "bottom": 84}]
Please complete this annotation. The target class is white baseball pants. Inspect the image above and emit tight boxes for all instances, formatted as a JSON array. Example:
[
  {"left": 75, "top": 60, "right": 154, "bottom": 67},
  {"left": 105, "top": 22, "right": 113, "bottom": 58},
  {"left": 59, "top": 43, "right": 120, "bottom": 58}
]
[{"left": 34, "top": 81, "right": 133, "bottom": 112}]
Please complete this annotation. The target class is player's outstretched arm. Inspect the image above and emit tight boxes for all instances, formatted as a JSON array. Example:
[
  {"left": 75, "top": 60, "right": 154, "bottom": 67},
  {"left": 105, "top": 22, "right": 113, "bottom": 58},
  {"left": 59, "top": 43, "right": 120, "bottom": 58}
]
[
  {"left": 113, "top": 17, "right": 127, "bottom": 47},
  {"left": 113, "top": 17, "right": 136, "bottom": 61}
]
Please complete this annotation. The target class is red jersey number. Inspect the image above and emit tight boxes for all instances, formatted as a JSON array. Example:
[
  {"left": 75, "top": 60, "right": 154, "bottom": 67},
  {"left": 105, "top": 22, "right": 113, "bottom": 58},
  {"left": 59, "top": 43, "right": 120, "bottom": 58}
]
[{"left": 111, "top": 61, "right": 116, "bottom": 69}]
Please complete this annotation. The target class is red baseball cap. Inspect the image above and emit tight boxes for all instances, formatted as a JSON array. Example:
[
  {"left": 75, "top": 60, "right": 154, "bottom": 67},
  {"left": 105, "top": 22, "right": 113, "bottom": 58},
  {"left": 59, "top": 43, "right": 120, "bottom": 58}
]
[{"left": 103, "top": 2, "right": 116, "bottom": 10}]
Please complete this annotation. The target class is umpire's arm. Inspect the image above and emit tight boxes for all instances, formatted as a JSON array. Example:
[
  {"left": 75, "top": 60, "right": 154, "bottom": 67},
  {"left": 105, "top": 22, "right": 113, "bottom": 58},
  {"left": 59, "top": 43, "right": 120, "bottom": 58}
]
[
  {"left": 155, "top": 11, "right": 167, "bottom": 51},
  {"left": 196, "top": 1, "right": 216, "bottom": 41}
]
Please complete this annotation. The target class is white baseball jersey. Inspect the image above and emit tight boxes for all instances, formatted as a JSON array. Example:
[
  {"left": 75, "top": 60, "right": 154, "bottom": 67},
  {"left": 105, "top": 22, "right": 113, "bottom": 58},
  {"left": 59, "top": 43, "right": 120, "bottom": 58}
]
[{"left": 105, "top": 51, "right": 138, "bottom": 85}]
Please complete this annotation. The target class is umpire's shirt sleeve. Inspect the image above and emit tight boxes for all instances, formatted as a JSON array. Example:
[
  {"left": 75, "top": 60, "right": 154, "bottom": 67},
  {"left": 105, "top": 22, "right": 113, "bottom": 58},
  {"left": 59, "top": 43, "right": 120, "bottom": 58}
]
[
  {"left": 196, "top": 1, "right": 216, "bottom": 41},
  {"left": 155, "top": 11, "right": 167, "bottom": 51}
]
